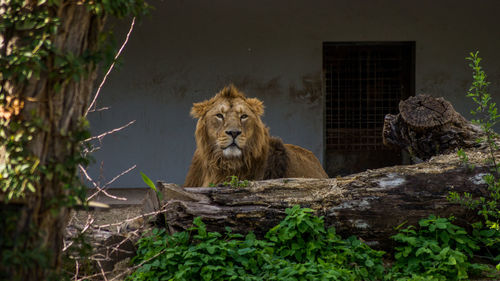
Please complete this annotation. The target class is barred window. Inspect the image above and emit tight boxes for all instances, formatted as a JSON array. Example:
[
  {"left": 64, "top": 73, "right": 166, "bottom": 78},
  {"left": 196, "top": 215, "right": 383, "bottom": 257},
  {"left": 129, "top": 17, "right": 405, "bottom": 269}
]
[{"left": 323, "top": 42, "right": 415, "bottom": 174}]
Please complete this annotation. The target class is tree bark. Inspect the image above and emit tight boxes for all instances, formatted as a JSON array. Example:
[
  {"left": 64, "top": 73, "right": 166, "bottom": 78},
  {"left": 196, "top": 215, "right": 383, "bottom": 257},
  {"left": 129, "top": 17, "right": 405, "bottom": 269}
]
[
  {"left": 383, "top": 94, "right": 486, "bottom": 161},
  {"left": 158, "top": 150, "right": 490, "bottom": 251},
  {"left": 1, "top": 3, "right": 104, "bottom": 280}
]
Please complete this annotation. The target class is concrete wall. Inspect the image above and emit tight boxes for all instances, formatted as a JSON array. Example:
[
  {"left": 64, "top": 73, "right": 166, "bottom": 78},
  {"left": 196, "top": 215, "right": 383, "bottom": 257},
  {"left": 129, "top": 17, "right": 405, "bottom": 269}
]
[{"left": 87, "top": 0, "right": 500, "bottom": 187}]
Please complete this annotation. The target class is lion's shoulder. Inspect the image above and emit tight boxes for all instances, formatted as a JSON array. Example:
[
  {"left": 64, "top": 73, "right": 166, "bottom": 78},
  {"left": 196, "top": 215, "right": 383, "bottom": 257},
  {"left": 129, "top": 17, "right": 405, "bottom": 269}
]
[
  {"left": 263, "top": 137, "right": 289, "bottom": 179},
  {"left": 263, "top": 138, "right": 328, "bottom": 180},
  {"left": 284, "top": 143, "right": 329, "bottom": 178}
]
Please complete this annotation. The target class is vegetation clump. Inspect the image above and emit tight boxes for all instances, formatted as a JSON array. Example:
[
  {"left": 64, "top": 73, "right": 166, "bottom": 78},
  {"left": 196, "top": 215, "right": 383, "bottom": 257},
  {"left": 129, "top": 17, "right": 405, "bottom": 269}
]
[
  {"left": 128, "top": 206, "right": 385, "bottom": 281},
  {"left": 387, "top": 215, "right": 487, "bottom": 280},
  {"left": 127, "top": 206, "right": 499, "bottom": 281},
  {"left": 449, "top": 51, "right": 500, "bottom": 270}
]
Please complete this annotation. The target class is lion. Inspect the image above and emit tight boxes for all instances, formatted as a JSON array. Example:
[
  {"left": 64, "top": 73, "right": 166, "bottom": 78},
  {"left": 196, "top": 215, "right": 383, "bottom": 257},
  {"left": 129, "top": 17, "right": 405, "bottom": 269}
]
[{"left": 184, "top": 85, "right": 328, "bottom": 187}]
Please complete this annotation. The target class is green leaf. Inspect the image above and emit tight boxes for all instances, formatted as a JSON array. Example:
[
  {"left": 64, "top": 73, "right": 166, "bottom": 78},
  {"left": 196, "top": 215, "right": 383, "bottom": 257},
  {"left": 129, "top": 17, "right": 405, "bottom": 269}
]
[
  {"left": 206, "top": 246, "right": 216, "bottom": 254},
  {"left": 237, "top": 248, "right": 254, "bottom": 255},
  {"left": 140, "top": 171, "right": 156, "bottom": 191},
  {"left": 447, "top": 256, "right": 457, "bottom": 265},
  {"left": 439, "top": 231, "right": 450, "bottom": 244}
]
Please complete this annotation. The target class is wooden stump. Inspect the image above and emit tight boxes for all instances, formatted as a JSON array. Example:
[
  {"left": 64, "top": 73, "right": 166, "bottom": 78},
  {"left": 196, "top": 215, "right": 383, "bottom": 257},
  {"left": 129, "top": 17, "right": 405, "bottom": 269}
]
[{"left": 383, "top": 94, "right": 485, "bottom": 161}]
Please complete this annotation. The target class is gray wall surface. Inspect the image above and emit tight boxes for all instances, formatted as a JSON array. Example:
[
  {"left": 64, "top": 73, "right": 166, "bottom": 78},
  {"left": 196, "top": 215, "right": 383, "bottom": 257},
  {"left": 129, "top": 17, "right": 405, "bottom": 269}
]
[{"left": 87, "top": 0, "right": 500, "bottom": 187}]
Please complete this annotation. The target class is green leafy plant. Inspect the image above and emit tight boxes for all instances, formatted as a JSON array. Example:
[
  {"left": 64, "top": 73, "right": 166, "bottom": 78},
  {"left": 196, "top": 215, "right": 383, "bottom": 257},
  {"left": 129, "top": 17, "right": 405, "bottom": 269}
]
[
  {"left": 127, "top": 205, "right": 385, "bottom": 281},
  {"left": 267, "top": 206, "right": 385, "bottom": 279},
  {"left": 128, "top": 207, "right": 499, "bottom": 280},
  {"left": 457, "top": 148, "right": 475, "bottom": 171},
  {"left": 388, "top": 215, "right": 486, "bottom": 280},
  {"left": 448, "top": 51, "right": 500, "bottom": 270},
  {"left": 222, "top": 175, "right": 249, "bottom": 188},
  {"left": 462, "top": 51, "right": 500, "bottom": 227},
  {"left": 141, "top": 171, "right": 163, "bottom": 201}
]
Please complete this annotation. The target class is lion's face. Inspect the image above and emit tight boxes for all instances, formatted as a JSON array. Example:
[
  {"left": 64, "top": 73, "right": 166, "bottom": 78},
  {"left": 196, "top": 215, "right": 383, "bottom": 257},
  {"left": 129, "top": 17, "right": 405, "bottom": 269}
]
[
  {"left": 204, "top": 98, "right": 259, "bottom": 158},
  {"left": 191, "top": 85, "right": 268, "bottom": 161}
]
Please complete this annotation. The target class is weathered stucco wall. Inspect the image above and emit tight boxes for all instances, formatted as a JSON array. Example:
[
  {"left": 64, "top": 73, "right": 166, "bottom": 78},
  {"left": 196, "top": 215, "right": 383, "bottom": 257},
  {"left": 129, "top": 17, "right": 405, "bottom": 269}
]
[{"left": 88, "top": 0, "right": 500, "bottom": 187}]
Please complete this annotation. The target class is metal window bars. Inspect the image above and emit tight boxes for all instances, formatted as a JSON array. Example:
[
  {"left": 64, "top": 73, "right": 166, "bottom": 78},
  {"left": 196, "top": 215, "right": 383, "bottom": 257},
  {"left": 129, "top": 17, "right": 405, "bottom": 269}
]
[{"left": 324, "top": 43, "right": 413, "bottom": 151}]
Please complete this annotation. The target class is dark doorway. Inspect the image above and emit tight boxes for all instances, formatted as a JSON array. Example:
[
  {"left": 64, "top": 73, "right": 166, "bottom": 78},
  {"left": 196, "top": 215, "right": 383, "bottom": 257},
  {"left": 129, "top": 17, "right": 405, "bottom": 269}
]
[{"left": 323, "top": 42, "right": 415, "bottom": 176}]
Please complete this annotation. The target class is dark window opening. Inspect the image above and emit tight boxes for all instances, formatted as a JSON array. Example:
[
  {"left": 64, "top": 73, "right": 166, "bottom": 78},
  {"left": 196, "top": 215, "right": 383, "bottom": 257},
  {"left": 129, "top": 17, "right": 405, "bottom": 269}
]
[{"left": 323, "top": 42, "right": 415, "bottom": 176}]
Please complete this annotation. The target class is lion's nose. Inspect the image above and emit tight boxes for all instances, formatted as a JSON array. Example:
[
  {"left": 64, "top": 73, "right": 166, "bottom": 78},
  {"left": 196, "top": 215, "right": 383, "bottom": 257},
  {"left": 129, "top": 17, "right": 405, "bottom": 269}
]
[{"left": 226, "top": 130, "right": 241, "bottom": 139}]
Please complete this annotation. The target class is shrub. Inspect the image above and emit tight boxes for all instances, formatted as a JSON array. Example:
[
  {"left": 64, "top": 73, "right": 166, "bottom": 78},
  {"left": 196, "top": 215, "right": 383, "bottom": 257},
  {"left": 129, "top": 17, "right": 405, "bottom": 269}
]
[{"left": 127, "top": 206, "right": 385, "bottom": 281}]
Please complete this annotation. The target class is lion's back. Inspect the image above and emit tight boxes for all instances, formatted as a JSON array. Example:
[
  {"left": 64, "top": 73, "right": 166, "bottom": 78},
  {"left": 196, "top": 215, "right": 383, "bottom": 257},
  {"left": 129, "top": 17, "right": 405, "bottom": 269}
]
[{"left": 283, "top": 144, "right": 328, "bottom": 178}]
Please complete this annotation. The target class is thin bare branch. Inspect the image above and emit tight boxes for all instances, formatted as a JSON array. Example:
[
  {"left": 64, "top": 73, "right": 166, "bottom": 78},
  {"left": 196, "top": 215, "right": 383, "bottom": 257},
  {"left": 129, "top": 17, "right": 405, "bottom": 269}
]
[
  {"left": 86, "top": 164, "right": 137, "bottom": 201},
  {"left": 82, "top": 144, "right": 101, "bottom": 157},
  {"left": 74, "top": 260, "right": 79, "bottom": 281},
  {"left": 63, "top": 214, "right": 95, "bottom": 252},
  {"left": 108, "top": 249, "right": 167, "bottom": 281},
  {"left": 78, "top": 162, "right": 127, "bottom": 202},
  {"left": 96, "top": 260, "right": 109, "bottom": 281},
  {"left": 79, "top": 164, "right": 98, "bottom": 189},
  {"left": 96, "top": 209, "right": 162, "bottom": 229},
  {"left": 88, "top": 106, "right": 112, "bottom": 113},
  {"left": 86, "top": 17, "right": 136, "bottom": 116},
  {"left": 84, "top": 120, "right": 136, "bottom": 143},
  {"left": 77, "top": 271, "right": 112, "bottom": 281},
  {"left": 80, "top": 164, "right": 126, "bottom": 202},
  {"left": 102, "top": 165, "right": 137, "bottom": 189}
]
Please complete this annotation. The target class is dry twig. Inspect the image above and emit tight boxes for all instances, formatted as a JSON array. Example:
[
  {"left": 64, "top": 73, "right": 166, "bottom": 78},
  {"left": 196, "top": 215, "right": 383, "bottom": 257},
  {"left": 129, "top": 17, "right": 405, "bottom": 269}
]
[
  {"left": 84, "top": 120, "right": 136, "bottom": 143},
  {"left": 108, "top": 249, "right": 167, "bottom": 281},
  {"left": 86, "top": 17, "right": 136, "bottom": 116},
  {"left": 68, "top": 17, "right": 144, "bottom": 280}
]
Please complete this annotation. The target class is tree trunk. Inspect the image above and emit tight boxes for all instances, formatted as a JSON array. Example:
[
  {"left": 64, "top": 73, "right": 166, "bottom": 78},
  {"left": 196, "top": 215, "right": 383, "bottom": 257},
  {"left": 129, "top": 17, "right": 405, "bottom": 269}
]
[
  {"left": 158, "top": 150, "right": 490, "bottom": 251},
  {"left": 382, "top": 94, "right": 486, "bottom": 161},
  {"left": 1, "top": 3, "right": 104, "bottom": 280}
]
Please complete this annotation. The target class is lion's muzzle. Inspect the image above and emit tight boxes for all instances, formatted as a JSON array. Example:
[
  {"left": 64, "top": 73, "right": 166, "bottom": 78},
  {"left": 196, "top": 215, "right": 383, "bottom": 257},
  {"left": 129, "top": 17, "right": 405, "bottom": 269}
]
[
  {"left": 222, "top": 144, "right": 242, "bottom": 158},
  {"left": 225, "top": 130, "right": 241, "bottom": 139}
]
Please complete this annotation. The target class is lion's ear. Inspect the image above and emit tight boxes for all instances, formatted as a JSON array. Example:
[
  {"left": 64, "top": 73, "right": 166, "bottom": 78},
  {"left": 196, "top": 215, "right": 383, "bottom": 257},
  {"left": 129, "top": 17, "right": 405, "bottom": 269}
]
[
  {"left": 190, "top": 101, "right": 209, "bottom": 119},
  {"left": 246, "top": 98, "right": 264, "bottom": 116}
]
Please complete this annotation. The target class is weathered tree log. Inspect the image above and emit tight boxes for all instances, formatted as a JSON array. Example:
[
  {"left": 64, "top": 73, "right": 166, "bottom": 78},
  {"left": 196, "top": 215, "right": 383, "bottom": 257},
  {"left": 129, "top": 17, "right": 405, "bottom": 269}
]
[
  {"left": 383, "top": 94, "right": 486, "bottom": 161},
  {"left": 157, "top": 150, "right": 492, "bottom": 251}
]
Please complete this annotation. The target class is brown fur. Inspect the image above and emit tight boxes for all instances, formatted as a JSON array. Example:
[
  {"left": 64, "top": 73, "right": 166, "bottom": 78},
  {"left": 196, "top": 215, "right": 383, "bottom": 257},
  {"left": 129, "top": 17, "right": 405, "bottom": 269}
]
[{"left": 184, "top": 85, "right": 328, "bottom": 187}]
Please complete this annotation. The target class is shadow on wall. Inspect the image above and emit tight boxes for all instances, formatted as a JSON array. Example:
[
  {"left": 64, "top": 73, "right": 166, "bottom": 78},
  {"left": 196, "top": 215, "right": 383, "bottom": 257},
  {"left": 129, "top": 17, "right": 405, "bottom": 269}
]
[
  {"left": 218, "top": 72, "right": 323, "bottom": 107},
  {"left": 289, "top": 73, "right": 323, "bottom": 105},
  {"left": 326, "top": 150, "right": 409, "bottom": 176}
]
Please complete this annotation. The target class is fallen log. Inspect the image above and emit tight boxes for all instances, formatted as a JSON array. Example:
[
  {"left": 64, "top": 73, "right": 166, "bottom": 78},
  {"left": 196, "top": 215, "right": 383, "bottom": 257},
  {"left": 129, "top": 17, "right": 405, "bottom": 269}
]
[
  {"left": 383, "top": 94, "right": 486, "bottom": 161},
  {"left": 157, "top": 150, "right": 492, "bottom": 251}
]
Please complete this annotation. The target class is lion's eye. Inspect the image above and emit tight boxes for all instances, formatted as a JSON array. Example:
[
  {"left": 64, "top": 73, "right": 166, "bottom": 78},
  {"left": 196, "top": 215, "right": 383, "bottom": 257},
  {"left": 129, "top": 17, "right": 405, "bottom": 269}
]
[
  {"left": 240, "top": 114, "right": 248, "bottom": 120},
  {"left": 216, "top": 113, "right": 224, "bottom": 119}
]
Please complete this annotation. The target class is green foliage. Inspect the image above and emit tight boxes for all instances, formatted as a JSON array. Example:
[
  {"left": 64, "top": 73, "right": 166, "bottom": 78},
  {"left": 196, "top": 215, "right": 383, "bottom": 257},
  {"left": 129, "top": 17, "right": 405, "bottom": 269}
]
[
  {"left": 457, "top": 148, "right": 475, "bottom": 171},
  {"left": 208, "top": 176, "right": 248, "bottom": 187},
  {"left": 0, "top": 0, "right": 150, "bottom": 278},
  {"left": 141, "top": 171, "right": 163, "bottom": 201},
  {"left": 128, "top": 208, "right": 497, "bottom": 281},
  {"left": 0, "top": 117, "right": 40, "bottom": 200},
  {"left": 0, "top": 1, "right": 150, "bottom": 201},
  {"left": 466, "top": 52, "right": 500, "bottom": 140},
  {"left": 86, "top": 0, "right": 151, "bottom": 18},
  {"left": 388, "top": 215, "right": 486, "bottom": 280},
  {"left": 222, "top": 175, "right": 249, "bottom": 188},
  {"left": 448, "top": 52, "right": 500, "bottom": 269},
  {"left": 267, "top": 206, "right": 385, "bottom": 279},
  {"left": 128, "top": 205, "right": 385, "bottom": 281}
]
